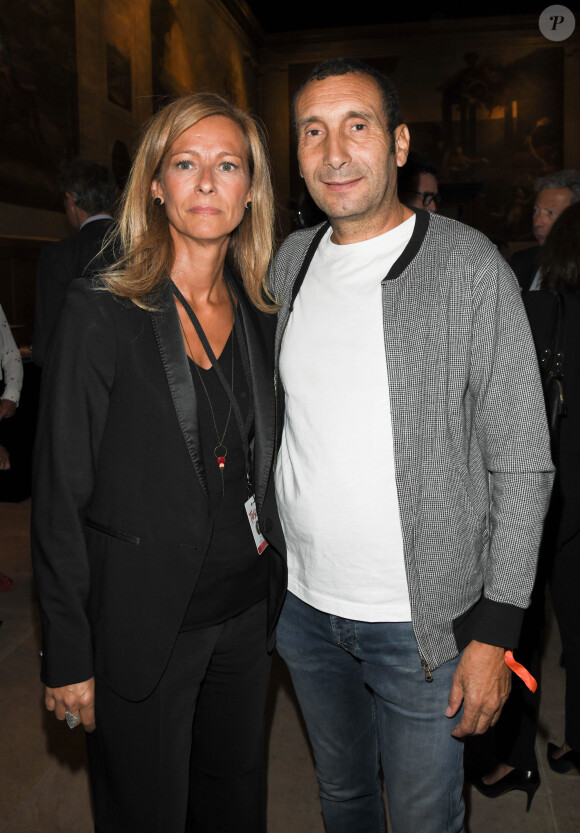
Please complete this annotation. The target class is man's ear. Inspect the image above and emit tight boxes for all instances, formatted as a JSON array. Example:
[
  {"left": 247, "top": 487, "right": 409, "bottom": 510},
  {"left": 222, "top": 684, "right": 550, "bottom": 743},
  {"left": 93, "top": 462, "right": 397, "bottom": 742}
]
[{"left": 394, "top": 124, "right": 410, "bottom": 169}]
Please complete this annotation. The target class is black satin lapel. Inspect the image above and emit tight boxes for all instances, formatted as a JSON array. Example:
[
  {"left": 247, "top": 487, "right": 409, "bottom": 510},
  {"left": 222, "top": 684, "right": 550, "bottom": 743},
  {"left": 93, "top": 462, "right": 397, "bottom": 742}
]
[
  {"left": 230, "top": 281, "right": 276, "bottom": 513},
  {"left": 150, "top": 285, "right": 208, "bottom": 496}
]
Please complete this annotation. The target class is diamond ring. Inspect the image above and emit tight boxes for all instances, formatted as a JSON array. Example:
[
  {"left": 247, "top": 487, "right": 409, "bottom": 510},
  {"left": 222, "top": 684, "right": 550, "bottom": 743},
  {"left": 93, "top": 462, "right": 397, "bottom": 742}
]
[{"left": 64, "top": 710, "right": 80, "bottom": 729}]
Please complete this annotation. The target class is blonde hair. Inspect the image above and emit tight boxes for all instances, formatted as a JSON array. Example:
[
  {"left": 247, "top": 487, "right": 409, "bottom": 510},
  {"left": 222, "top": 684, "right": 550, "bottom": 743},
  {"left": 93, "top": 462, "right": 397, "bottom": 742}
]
[{"left": 101, "top": 93, "right": 276, "bottom": 312}]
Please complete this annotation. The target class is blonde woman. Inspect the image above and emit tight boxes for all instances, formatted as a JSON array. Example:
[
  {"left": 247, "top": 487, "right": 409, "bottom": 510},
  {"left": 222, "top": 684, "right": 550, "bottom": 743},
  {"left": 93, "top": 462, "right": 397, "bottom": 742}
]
[{"left": 32, "top": 93, "right": 286, "bottom": 833}]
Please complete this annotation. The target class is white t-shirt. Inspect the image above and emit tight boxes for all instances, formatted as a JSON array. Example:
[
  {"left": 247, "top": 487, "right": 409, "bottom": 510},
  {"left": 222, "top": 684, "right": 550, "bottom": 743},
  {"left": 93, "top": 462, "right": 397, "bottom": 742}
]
[{"left": 276, "top": 216, "right": 415, "bottom": 621}]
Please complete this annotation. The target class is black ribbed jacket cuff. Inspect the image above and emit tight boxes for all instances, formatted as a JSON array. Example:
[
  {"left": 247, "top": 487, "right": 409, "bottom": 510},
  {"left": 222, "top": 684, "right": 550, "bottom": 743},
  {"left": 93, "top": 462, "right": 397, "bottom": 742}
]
[{"left": 453, "top": 596, "right": 525, "bottom": 652}]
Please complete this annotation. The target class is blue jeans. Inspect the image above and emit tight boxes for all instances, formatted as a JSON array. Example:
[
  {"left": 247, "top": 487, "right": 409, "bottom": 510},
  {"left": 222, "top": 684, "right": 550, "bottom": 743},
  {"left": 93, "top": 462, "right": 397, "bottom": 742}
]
[{"left": 277, "top": 592, "right": 465, "bottom": 833}]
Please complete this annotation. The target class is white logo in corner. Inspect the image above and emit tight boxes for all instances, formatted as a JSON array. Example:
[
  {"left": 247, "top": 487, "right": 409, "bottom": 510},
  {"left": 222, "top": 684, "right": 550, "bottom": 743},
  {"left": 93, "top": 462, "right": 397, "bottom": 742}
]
[{"left": 539, "top": 5, "right": 576, "bottom": 41}]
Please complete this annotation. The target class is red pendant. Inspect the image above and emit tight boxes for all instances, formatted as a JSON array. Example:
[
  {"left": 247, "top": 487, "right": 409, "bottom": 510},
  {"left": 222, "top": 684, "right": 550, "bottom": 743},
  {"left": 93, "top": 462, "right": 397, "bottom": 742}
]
[{"left": 217, "top": 456, "right": 226, "bottom": 469}]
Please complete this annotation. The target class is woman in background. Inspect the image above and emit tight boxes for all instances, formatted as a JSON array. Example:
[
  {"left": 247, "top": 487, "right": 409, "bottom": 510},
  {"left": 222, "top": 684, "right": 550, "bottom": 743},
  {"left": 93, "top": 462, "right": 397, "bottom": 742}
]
[
  {"left": 474, "top": 201, "right": 580, "bottom": 807},
  {"left": 527, "top": 201, "right": 580, "bottom": 775},
  {"left": 32, "top": 92, "right": 286, "bottom": 833}
]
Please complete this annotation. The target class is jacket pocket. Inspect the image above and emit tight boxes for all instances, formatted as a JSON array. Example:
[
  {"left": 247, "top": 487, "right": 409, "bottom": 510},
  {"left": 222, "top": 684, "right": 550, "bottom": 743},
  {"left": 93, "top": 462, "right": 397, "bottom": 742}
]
[{"left": 85, "top": 517, "right": 140, "bottom": 545}]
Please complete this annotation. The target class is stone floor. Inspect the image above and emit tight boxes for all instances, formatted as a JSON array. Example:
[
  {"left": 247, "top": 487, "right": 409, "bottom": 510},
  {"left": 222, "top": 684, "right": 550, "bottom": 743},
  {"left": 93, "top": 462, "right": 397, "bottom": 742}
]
[{"left": 1, "top": 499, "right": 578, "bottom": 832}]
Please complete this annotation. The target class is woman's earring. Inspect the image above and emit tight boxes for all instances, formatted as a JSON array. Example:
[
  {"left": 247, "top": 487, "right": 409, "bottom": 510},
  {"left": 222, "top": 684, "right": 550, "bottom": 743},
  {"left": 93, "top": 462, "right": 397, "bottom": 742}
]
[
  {"left": 245, "top": 200, "right": 252, "bottom": 210},
  {"left": 154, "top": 197, "right": 163, "bottom": 206}
]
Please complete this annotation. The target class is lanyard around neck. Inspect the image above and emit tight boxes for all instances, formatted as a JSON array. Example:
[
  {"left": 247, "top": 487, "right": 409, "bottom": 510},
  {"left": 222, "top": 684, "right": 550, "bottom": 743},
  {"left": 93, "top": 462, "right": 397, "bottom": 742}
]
[{"left": 172, "top": 280, "right": 255, "bottom": 493}]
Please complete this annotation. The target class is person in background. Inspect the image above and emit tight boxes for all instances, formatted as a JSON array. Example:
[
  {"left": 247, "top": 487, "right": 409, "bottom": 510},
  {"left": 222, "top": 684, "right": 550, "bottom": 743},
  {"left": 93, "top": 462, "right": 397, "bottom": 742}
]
[
  {"left": 397, "top": 151, "right": 440, "bottom": 212},
  {"left": 32, "top": 158, "right": 117, "bottom": 366},
  {"left": 534, "top": 203, "right": 580, "bottom": 775},
  {"left": 511, "top": 170, "right": 580, "bottom": 293},
  {"left": 475, "top": 202, "right": 580, "bottom": 804},
  {"left": 0, "top": 302, "right": 22, "bottom": 421},
  {"left": 0, "top": 301, "right": 23, "bottom": 472},
  {"left": 32, "top": 92, "right": 286, "bottom": 833}
]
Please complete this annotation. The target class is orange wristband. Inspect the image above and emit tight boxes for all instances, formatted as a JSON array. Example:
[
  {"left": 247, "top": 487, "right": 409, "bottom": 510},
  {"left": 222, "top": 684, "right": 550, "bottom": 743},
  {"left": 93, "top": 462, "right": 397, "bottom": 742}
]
[{"left": 504, "top": 650, "right": 537, "bottom": 693}]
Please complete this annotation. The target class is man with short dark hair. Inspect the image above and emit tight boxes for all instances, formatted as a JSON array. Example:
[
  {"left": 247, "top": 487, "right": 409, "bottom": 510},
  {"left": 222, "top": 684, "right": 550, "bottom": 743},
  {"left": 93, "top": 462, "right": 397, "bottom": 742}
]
[
  {"left": 397, "top": 151, "right": 440, "bottom": 212},
  {"left": 32, "top": 159, "right": 117, "bottom": 366},
  {"left": 512, "top": 169, "right": 580, "bottom": 293},
  {"left": 271, "top": 57, "right": 553, "bottom": 832}
]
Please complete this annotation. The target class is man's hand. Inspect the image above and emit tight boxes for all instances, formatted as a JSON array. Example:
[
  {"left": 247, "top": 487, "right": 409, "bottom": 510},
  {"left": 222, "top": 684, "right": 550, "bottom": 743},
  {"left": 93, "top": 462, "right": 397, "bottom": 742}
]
[
  {"left": 446, "top": 640, "right": 511, "bottom": 738},
  {"left": 45, "top": 677, "right": 96, "bottom": 733},
  {"left": 0, "top": 399, "right": 17, "bottom": 420}
]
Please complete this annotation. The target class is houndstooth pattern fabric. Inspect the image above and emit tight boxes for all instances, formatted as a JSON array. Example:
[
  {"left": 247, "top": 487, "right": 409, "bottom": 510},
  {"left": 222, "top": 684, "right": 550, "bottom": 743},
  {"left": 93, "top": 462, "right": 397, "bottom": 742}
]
[{"left": 270, "top": 213, "right": 554, "bottom": 671}]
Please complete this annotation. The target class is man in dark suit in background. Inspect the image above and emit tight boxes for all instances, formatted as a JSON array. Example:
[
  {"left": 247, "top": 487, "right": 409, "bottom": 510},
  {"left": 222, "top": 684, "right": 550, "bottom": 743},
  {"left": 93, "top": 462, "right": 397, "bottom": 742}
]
[
  {"left": 397, "top": 151, "right": 440, "bottom": 213},
  {"left": 512, "top": 170, "right": 580, "bottom": 293},
  {"left": 32, "top": 159, "right": 117, "bottom": 367}
]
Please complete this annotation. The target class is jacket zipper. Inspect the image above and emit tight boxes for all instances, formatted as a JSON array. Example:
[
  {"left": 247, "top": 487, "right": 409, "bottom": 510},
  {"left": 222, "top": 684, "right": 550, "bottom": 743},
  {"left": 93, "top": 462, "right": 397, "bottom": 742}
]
[{"left": 421, "top": 657, "right": 433, "bottom": 683}]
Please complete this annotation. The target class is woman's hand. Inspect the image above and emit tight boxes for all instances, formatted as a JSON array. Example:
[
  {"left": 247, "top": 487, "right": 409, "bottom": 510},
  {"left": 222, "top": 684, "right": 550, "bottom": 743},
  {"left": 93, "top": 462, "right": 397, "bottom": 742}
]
[{"left": 45, "top": 677, "right": 96, "bottom": 732}]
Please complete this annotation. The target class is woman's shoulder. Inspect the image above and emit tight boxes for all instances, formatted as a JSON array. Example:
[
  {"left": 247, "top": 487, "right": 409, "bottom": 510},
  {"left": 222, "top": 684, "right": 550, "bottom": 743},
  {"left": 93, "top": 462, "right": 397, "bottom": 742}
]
[
  {"left": 524, "top": 289, "right": 580, "bottom": 346},
  {"left": 66, "top": 277, "right": 155, "bottom": 321},
  {"left": 54, "top": 281, "right": 158, "bottom": 364},
  {"left": 524, "top": 288, "right": 580, "bottom": 314},
  {"left": 523, "top": 289, "right": 557, "bottom": 331},
  {"left": 523, "top": 288, "right": 555, "bottom": 306}
]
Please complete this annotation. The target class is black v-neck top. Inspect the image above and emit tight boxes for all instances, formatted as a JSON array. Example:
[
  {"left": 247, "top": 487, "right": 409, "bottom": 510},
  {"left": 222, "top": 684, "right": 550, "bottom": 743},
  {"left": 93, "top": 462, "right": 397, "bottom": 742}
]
[{"left": 180, "top": 328, "right": 268, "bottom": 630}]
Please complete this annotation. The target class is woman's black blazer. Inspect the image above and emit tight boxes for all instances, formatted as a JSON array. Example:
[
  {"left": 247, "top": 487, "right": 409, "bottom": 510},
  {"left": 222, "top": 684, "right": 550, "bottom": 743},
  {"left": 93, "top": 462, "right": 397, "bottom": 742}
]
[{"left": 32, "top": 276, "right": 286, "bottom": 702}]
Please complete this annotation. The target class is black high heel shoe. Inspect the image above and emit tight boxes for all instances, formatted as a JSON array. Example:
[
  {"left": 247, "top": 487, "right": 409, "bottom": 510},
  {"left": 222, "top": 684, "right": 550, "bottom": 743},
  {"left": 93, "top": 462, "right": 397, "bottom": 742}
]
[
  {"left": 547, "top": 743, "right": 580, "bottom": 774},
  {"left": 471, "top": 768, "right": 540, "bottom": 812}
]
